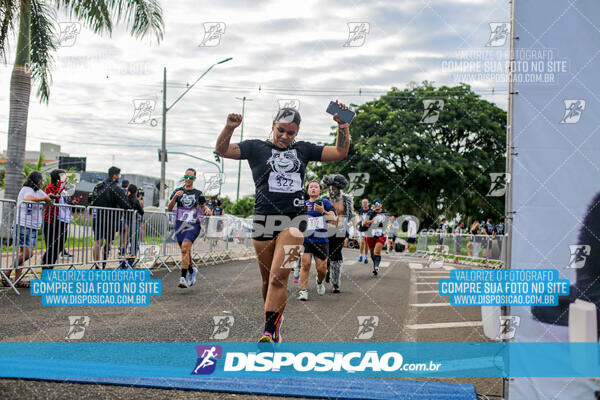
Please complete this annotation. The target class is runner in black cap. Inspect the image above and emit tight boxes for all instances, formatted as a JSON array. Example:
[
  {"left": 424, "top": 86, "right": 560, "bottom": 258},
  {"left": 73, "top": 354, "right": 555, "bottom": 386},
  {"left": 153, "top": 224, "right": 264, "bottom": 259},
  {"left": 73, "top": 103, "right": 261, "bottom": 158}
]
[{"left": 215, "top": 103, "right": 352, "bottom": 343}]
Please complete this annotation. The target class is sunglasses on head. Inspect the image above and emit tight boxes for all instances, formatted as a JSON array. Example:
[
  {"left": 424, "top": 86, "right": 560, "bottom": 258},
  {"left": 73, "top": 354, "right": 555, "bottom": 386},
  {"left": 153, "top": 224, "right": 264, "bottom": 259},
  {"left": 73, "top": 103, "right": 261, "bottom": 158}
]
[
  {"left": 276, "top": 126, "right": 297, "bottom": 135},
  {"left": 374, "top": 202, "right": 381, "bottom": 206},
  {"left": 183, "top": 175, "right": 195, "bottom": 180}
]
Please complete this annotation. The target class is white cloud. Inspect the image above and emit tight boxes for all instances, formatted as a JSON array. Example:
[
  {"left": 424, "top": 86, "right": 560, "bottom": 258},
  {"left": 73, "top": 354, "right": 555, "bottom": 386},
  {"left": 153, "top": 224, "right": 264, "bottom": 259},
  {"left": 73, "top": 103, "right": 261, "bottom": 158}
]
[{"left": 0, "top": 0, "right": 509, "bottom": 200}]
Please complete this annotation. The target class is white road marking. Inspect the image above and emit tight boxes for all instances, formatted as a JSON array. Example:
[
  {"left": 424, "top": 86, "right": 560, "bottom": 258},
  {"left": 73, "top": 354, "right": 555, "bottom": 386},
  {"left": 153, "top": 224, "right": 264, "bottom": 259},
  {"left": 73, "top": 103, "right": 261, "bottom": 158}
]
[
  {"left": 416, "top": 270, "right": 451, "bottom": 274},
  {"left": 416, "top": 281, "right": 440, "bottom": 285},
  {"left": 410, "top": 303, "right": 451, "bottom": 307},
  {"left": 415, "top": 290, "right": 439, "bottom": 294},
  {"left": 409, "top": 263, "right": 423, "bottom": 269},
  {"left": 379, "top": 261, "right": 390, "bottom": 268},
  {"left": 416, "top": 275, "right": 449, "bottom": 279},
  {"left": 406, "top": 321, "right": 483, "bottom": 329}
]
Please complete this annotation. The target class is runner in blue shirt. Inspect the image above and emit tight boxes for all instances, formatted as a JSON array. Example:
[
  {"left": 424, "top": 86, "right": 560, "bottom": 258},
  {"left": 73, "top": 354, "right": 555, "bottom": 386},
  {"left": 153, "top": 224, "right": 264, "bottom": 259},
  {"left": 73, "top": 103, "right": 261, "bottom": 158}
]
[{"left": 298, "top": 181, "right": 336, "bottom": 301}]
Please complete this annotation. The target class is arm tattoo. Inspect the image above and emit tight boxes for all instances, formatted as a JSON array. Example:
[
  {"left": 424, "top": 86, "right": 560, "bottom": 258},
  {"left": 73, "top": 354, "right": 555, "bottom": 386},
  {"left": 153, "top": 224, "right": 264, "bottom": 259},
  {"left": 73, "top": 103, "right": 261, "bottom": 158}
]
[{"left": 337, "top": 128, "right": 348, "bottom": 148}]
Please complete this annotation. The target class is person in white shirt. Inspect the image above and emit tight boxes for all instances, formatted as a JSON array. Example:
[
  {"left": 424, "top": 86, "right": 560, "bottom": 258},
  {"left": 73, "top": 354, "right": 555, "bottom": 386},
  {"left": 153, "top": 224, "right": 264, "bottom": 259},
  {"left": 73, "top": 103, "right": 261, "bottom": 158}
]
[
  {"left": 4, "top": 172, "right": 52, "bottom": 288},
  {"left": 406, "top": 216, "right": 418, "bottom": 253}
]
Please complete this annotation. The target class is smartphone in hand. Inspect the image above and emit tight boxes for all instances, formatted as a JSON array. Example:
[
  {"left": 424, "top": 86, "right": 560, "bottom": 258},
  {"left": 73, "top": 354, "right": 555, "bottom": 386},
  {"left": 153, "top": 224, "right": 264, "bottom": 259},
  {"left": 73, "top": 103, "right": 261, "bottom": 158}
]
[{"left": 326, "top": 101, "right": 355, "bottom": 124}]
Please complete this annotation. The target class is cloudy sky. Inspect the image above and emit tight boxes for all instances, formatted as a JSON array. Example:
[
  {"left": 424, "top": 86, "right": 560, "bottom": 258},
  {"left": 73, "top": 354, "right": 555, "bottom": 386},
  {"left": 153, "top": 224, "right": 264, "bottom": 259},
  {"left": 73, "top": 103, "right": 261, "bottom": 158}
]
[{"left": 0, "top": 0, "right": 509, "bottom": 201}]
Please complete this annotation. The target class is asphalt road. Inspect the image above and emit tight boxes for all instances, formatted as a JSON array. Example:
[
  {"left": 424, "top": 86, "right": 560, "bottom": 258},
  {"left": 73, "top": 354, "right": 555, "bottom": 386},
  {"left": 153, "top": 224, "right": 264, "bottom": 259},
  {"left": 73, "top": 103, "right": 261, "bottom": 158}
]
[{"left": 0, "top": 249, "right": 502, "bottom": 399}]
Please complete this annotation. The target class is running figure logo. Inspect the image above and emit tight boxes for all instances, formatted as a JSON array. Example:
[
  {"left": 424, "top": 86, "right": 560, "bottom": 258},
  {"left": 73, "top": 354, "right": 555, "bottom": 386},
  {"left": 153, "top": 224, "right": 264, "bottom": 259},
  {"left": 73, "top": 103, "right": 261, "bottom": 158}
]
[
  {"left": 281, "top": 245, "right": 302, "bottom": 269},
  {"left": 191, "top": 345, "right": 223, "bottom": 375},
  {"left": 203, "top": 173, "right": 225, "bottom": 195},
  {"left": 344, "top": 23, "right": 370, "bottom": 47},
  {"left": 277, "top": 99, "right": 300, "bottom": 110},
  {"left": 487, "top": 173, "right": 510, "bottom": 197},
  {"left": 210, "top": 316, "right": 234, "bottom": 340},
  {"left": 497, "top": 316, "right": 520, "bottom": 340},
  {"left": 560, "top": 99, "right": 586, "bottom": 124},
  {"left": 57, "top": 22, "right": 81, "bottom": 47},
  {"left": 65, "top": 316, "right": 90, "bottom": 340},
  {"left": 347, "top": 173, "right": 370, "bottom": 196},
  {"left": 567, "top": 245, "right": 590, "bottom": 269},
  {"left": 420, "top": 100, "right": 444, "bottom": 124},
  {"left": 354, "top": 316, "right": 379, "bottom": 339},
  {"left": 129, "top": 99, "right": 157, "bottom": 125},
  {"left": 170, "top": 221, "right": 196, "bottom": 241},
  {"left": 485, "top": 22, "right": 510, "bottom": 47},
  {"left": 199, "top": 22, "right": 226, "bottom": 47}
]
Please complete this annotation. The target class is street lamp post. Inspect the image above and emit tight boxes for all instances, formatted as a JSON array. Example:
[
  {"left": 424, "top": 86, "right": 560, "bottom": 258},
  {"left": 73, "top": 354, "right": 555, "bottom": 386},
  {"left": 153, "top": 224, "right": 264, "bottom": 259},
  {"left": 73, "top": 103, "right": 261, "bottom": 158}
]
[{"left": 159, "top": 57, "right": 232, "bottom": 205}]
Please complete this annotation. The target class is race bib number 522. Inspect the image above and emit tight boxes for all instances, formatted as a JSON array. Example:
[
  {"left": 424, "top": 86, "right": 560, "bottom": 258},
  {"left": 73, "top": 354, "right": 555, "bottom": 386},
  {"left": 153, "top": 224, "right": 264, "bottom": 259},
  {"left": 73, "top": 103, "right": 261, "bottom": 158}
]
[{"left": 268, "top": 172, "right": 302, "bottom": 193}]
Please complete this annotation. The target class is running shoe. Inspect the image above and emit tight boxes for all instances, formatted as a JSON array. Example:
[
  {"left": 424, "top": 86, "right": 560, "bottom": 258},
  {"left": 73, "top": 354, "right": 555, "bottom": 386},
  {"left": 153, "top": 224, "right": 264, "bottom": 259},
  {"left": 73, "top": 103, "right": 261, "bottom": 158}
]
[
  {"left": 373, "top": 267, "right": 379, "bottom": 276},
  {"left": 298, "top": 290, "right": 308, "bottom": 301},
  {"left": 188, "top": 267, "right": 198, "bottom": 286},
  {"left": 178, "top": 277, "right": 189, "bottom": 288},
  {"left": 316, "top": 279, "right": 326, "bottom": 295},
  {"left": 61, "top": 251, "right": 73, "bottom": 259},
  {"left": 332, "top": 284, "right": 340, "bottom": 293},
  {"left": 293, "top": 263, "right": 300, "bottom": 283},
  {"left": 358, "top": 255, "right": 363, "bottom": 262},
  {"left": 258, "top": 332, "right": 275, "bottom": 343},
  {"left": 364, "top": 257, "right": 369, "bottom": 264}
]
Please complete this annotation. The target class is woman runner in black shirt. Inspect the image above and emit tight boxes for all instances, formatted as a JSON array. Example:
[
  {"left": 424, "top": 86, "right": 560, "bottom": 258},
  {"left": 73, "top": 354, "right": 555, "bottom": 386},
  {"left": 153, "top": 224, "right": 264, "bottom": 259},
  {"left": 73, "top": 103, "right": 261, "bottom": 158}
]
[{"left": 215, "top": 104, "right": 351, "bottom": 343}]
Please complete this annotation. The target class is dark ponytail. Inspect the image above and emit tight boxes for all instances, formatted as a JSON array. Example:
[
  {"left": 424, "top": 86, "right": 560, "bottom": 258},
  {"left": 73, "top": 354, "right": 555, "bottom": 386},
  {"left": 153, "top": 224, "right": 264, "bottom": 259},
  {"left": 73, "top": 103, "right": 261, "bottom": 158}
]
[{"left": 23, "top": 171, "right": 44, "bottom": 191}]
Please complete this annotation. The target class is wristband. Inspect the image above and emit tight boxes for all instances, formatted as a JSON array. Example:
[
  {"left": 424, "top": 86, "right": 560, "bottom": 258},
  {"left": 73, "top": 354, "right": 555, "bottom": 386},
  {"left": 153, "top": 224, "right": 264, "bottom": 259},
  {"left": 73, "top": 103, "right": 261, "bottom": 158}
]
[{"left": 338, "top": 122, "right": 350, "bottom": 129}]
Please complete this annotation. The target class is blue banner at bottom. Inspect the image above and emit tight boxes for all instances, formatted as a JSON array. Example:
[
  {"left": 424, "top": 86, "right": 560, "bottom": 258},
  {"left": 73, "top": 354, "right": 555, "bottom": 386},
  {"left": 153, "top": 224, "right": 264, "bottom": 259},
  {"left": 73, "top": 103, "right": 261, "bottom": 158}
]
[{"left": 0, "top": 342, "right": 599, "bottom": 378}]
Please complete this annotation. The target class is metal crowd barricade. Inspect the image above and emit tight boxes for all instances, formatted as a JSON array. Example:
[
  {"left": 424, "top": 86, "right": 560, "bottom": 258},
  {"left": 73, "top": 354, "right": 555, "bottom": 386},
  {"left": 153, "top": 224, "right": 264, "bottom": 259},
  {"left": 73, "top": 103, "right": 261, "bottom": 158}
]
[
  {"left": 85, "top": 206, "right": 137, "bottom": 269},
  {"left": 3, "top": 201, "right": 87, "bottom": 293},
  {"left": 417, "top": 231, "right": 506, "bottom": 266},
  {"left": 1, "top": 199, "right": 259, "bottom": 294},
  {"left": 0, "top": 199, "right": 17, "bottom": 289},
  {"left": 139, "top": 210, "right": 171, "bottom": 271}
]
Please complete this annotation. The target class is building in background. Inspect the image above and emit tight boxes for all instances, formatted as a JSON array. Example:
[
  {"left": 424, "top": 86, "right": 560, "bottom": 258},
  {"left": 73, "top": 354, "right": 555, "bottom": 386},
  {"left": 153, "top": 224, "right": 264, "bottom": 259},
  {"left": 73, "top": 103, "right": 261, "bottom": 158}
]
[{"left": 76, "top": 171, "right": 172, "bottom": 208}]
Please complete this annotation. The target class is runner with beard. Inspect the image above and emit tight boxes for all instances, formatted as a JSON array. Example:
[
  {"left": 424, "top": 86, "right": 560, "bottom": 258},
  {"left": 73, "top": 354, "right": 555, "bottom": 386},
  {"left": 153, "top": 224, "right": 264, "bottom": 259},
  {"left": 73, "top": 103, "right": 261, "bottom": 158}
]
[
  {"left": 215, "top": 103, "right": 351, "bottom": 343},
  {"left": 364, "top": 199, "right": 388, "bottom": 276},
  {"left": 322, "top": 174, "right": 354, "bottom": 293}
]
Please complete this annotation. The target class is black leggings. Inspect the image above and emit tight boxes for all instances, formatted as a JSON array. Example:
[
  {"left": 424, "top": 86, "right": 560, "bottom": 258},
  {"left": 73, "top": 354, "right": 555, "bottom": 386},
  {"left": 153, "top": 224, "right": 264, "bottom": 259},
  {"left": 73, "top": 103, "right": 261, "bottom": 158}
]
[{"left": 41, "top": 220, "right": 68, "bottom": 268}]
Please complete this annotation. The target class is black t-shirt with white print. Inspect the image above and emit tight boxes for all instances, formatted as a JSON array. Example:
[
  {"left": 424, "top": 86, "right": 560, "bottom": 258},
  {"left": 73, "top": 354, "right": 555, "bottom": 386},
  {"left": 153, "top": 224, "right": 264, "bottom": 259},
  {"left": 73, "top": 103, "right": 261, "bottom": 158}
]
[
  {"left": 237, "top": 139, "right": 324, "bottom": 215},
  {"left": 170, "top": 187, "right": 206, "bottom": 223}
]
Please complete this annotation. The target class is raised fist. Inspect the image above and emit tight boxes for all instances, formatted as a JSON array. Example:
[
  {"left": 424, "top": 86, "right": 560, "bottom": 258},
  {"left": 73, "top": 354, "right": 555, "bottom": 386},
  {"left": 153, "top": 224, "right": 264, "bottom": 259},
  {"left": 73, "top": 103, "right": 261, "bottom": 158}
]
[{"left": 226, "top": 113, "right": 243, "bottom": 129}]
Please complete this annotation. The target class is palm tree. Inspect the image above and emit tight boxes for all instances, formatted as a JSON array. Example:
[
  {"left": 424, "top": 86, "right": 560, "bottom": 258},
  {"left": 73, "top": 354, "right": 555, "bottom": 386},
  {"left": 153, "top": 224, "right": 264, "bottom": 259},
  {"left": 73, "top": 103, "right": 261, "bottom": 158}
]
[{"left": 1, "top": 1, "right": 164, "bottom": 200}]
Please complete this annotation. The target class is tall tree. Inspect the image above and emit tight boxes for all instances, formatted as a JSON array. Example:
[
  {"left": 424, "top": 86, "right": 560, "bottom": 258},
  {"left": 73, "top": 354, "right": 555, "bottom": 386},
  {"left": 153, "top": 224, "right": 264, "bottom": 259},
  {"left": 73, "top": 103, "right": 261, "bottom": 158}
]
[
  {"left": 310, "top": 82, "right": 506, "bottom": 227},
  {"left": 1, "top": 0, "right": 164, "bottom": 200}
]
